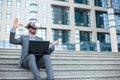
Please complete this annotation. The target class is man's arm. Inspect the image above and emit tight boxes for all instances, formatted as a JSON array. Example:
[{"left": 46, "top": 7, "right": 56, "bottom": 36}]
[
  {"left": 9, "top": 29, "right": 22, "bottom": 45},
  {"left": 9, "top": 18, "right": 22, "bottom": 45},
  {"left": 48, "top": 40, "right": 59, "bottom": 54}
]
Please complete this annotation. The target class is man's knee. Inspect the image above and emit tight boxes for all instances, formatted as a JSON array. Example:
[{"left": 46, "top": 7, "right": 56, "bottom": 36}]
[
  {"left": 43, "top": 55, "right": 50, "bottom": 60},
  {"left": 28, "top": 54, "right": 35, "bottom": 58}
]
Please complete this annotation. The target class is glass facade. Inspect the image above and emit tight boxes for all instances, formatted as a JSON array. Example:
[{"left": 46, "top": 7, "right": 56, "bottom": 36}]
[
  {"left": 115, "top": 14, "right": 120, "bottom": 32},
  {"left": 7, "top": 0, "right": 12, "bottom": 7},
  {"left": 75, "top": 8, "right": 90, "bottom": 27},
  {"left": 52, "top": 29, "right": 70, "bottom": 44},
  {"left": 80, "top": 31, "right": 92, "bottom": 42},
  {"left": 16, "top": 13, "right": 21, "bottom": 20},
  {"left": 16, "top": 0, "right": 21, "bottom": 8},
  {"left": 96, "top": 11, "right": 109, "bottom": 29},
  {"left": 51, "top": 5, "right": 70, "bottom": 25},
  {"left": 0, "top": 11, "right": 2, "bottom": 19},
  {"left": 36, "top": 29, "right": 46, "bottom": 40},
  {"left": 5, "top": 24, "right": 11, "bottom": 33},
  {"left": 6, "top": 12, "right": 12, "bottom": 20},
  {"left": 0, "top": 24, "right": 2, "bottom": 32},
  {"left": 0, "top": 0, "right": 3, "bottom": 6},
  {"left": 97, "top": 32, "right": 110, "bottom": 43},
  {"left": 94, "top": 0, "right": 108, "bottom": 7},
  {"left": 74, "top": 0, "right": 89, "bottom": 5},
  {"left": 56, "top": 0, "right": 69, "bottom": 2},
  {"left": 52, "top": 29, "right": 74, "bottom": 50},
  {"left": 111, "top": 0, "right": 120, "bottom": 9}
]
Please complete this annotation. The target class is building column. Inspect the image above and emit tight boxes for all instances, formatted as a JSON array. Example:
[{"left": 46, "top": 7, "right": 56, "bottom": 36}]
[
  {"left": 75, "top": 29, "right": 80, "bottom": 51},
  {"left": 108, "top": 8, "right": 118, "bottom": 52}
]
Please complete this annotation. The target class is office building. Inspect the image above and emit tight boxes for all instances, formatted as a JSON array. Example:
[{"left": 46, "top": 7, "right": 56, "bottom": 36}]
[{"left": 0, "top": 0, "right": 120, "bottom": 51}]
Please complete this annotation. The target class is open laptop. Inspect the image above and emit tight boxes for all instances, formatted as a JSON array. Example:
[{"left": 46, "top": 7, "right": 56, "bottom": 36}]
[{"left": 28, "top": 41, "right": 50, "bottom": 55}]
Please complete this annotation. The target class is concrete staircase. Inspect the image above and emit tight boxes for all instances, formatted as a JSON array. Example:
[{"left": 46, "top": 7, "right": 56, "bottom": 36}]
[{"left": 0, "top": 49, "right": 120, "bottom": 80}]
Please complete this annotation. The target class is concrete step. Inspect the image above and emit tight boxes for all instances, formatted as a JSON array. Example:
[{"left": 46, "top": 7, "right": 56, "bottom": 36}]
[
  {"left": 1, "top": 69, "right": 120, "bottom": 78},
  {"left": 1, "top": 76, "right": 120, "bottom": 80},
  {"left": 1, "top": 59, "right": 120, "bottom": 65},
  {"left": 1, "top": 64, "right": 120, "bottom": 70},
  {"left": 0, "top": 48, "right": 120, "bottom": 54},
  {"left": 1, "top": 53, "right": 120, "bottom": 58},
  {"left": 1, "top": 55, "right": 120, "bottom": 60},
  {"left": 1, "top": 49, "right": 120, "bottom": 80}
]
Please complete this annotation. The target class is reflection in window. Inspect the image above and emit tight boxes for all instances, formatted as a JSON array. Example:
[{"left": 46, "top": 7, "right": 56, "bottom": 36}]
[
  {"left": 25, "top": 1, "right": 29, "bottom": 9},
  {"left": 25, "top": 14, "right": 29, "bottom": 21},
  {"left": 5, "top": 24, "right": 11, "bottom": 33},
  {"left": 52, "top": 29, "right": 70, "bottom": 44},
  {"left": 16, "top": 13, "right": 21, "bottom": 20},
  {"left": 80, "top": 31, "right": 92, "bottom": 42},
  {"left": 0, "top": 11, "right": 2, "bottom": 19},
  {"left": 0, "top": 0, "right": 3, "bottom": 6},
  {"left": 6, "top": 12, "right": 12, "bottom": 20},
  {"left": 115, "top": 14, "right": 120, "bottom": 32},
  {"left": 95, "top": 11, "right": 109, "bottom": 28},
  {"left": 42, "top": 16, "right": 47, "bottom": 24},
  {"left": 37, "top": 29, "right": 46, "bottom": 40},
  {"left": 94, "top": 0, "right": 107, "bottom": 7},
  {"left": 111, "top": 0, "right": 120, "bottom": 9},
  {"left": 7, "top": 0, "right": 12, "bottom": 7},
  {"left": 42, "top": 3, "right": 47, "bottom": 11},
  {"left": 0, "top": 24, "right": 2, "bottom": 32},
  {"left": 75, "top": 8, "right": 90, "bottom": 27},
  {"left": 97, "top": 32, "right": 110, "bottom": 43},
  {"left": 55, "top": 0, "right": 69, "bottom": 2},
  {"left": 74, "top": 0, "right": 89, "bottom": 5},
  {"left": 16, "top": 0, "right": 21, "bottom": 8},
  {"left": 117, "top": 34, "right": 120, "bottom": 43},
  {"left": 51, "top": 5, "right": 70, "bottom": 25}
]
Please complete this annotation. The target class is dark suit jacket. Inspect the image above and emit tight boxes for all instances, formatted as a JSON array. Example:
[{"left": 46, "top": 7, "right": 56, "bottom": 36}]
[{"left": 9, "top": 31, "right": 54, "bottom": 67}]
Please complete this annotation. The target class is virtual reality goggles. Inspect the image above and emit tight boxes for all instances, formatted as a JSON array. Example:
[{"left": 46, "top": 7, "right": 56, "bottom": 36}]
[{"left": 25, "top": 22, "right": 39, "bottom": 29}]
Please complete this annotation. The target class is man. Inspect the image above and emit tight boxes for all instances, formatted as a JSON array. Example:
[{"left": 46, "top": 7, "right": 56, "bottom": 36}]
[{"left": 9, "top": 18, "right": 59, "bottom": 80}]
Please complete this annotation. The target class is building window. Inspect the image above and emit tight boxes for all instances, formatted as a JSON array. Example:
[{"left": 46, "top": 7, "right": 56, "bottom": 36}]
[
  {"left": 52, "top": 29, "right": 70, "bottom": 44},
  {"left": 16, "top": 0, "right": 21, "bottom": 8},
  {"left": 117, "top": 34, "right": 120, "bottom": 43},
  {"left": 6, "top": 12, "right": 12, "bottom": 20},
  {"left": 115, "top": 13, "right": 120, "bottom": 32},
  {"left": 75, "top": 8, "right": 90, "bottom": 27},
  {"left": 25, "top": 14, "right": 29, "bottom": 21},
  {"left": 111, "top": 0, "right": 120, "bottom": 10},
  {"left": 42, "top": 3, "right": 47, "bottom": 11},
  {"left": 94, "top": 0, "right": 108, "bottom": 7},
  {"left": 74, "top": 0, "right": 89, "bottom": 5},
  {"left": 55, "top": 0, "right": 69, "bottom": 2},
  {"left": 16, "top": 13, "right": 21, "bottom": 20},
  {"left": 97, "top": 32, "right": 110, "bottom": 43},
  {"left": 95, "top": 11, "right": 109, "bottom": 28},
  {"left": 7, "top": 0, "right": 12, "bottom": 7},
  {"left": 36, "top": 29, "right": 46, "bottom": 40},
  {"left": 51, "top": 5, "right": 70, "bottom": 25},
  {"left": 25, "top": 2, "right": 29, "bottom": 9},
  {"left": 0, "top": 0, "right": 3, "bottom": 6},
  {"left": 42, "top": 16, "right": 47, "bottom": 24},
  {"left": 0, "top": 11, "right": 2, "bottom": 19},
  {"left": 80, "top": 31, "right": 92, "bottom": 42},
  {"left": 5, "top": 24, "right": 11, "bottom": 33},
  {"left": 0, "top": 24, "right": 2, "bottom": 32}
]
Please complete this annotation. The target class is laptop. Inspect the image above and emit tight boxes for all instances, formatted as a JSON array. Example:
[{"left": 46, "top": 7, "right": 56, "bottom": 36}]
[{"left": 28, "top": 41, "right": 50, "bottom": 55}]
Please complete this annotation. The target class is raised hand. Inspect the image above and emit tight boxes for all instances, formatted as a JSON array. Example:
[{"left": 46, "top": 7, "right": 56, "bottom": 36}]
[
  {"left": 13, "top": 18, "right": 19, "bottom": 29},
  {"left": 52, "top": 39, "right": 59, "bottom": 47}
]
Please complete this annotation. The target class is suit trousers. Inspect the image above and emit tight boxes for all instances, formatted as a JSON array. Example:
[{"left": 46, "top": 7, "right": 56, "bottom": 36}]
[{"left": 22, "top": 54, "right": 54, "bottom": 80}]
